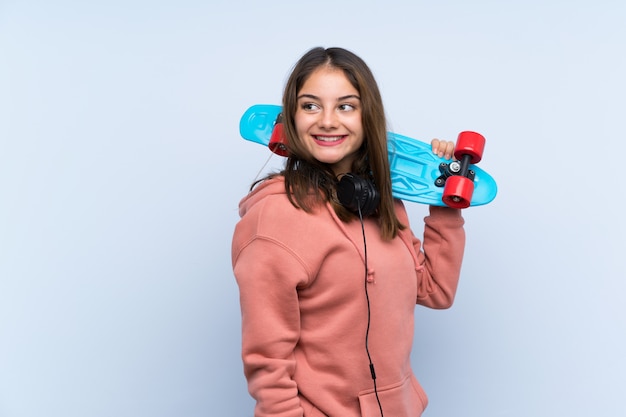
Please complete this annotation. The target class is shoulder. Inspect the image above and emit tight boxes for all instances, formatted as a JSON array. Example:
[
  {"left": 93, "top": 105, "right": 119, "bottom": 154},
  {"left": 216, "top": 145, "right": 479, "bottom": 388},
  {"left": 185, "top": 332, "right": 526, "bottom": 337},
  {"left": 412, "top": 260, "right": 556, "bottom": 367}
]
[
  {"left": 232, "top": 179, "right": 343, "bottom": 277},
  {"left": 234, "top": 177, "right": 331, "bottom": 248},
  {"left": 239, "top": 178, "right": 310, "bottom": 225},
  {"left": 393, "top": 199, "right": 411, "bottom": 225}
]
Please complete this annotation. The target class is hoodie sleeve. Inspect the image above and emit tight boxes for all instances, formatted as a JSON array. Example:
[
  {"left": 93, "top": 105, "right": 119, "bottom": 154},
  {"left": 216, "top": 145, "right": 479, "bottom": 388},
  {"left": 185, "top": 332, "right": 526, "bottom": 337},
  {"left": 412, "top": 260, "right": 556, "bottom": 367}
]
[
  {"left": 408, "top": 205, "right": 466, "bottom": 309},
  {"left": 232, "top": 235, "right": 308, "bottom": 417}
]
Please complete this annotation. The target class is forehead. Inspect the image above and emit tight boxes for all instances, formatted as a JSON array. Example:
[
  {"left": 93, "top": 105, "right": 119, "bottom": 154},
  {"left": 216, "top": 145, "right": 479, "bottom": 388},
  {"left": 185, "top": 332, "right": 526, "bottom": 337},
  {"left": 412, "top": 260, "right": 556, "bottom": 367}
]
[{"left": 299, "top": 67, "right": 358, "bottom": 96}]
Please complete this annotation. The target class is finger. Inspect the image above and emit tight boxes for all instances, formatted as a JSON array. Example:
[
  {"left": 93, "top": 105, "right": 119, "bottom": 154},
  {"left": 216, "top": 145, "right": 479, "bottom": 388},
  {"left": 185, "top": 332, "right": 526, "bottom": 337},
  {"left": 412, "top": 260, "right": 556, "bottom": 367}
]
[
  {"left": 431, "top": 138, "right": 442, "bottom": 156},
  {"left": 442, "top": 141, "right": 455, "bottom": 160},
  {"left": 432, "top": 139, "right": 455, "bottom": 159}
]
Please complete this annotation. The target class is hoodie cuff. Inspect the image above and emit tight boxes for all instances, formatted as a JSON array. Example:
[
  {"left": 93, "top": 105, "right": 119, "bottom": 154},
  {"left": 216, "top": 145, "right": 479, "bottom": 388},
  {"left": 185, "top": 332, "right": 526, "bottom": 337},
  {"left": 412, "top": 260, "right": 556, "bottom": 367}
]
[{"left": 428, "top": 205, "right": 464, "bottom": 220}]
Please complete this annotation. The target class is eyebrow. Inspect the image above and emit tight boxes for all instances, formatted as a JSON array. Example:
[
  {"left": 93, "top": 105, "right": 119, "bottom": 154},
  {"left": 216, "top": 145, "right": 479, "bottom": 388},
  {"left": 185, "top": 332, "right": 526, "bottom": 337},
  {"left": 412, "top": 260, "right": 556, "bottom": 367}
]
[{"left": 297, "top": 93, "right": 361, "bottom": 101}]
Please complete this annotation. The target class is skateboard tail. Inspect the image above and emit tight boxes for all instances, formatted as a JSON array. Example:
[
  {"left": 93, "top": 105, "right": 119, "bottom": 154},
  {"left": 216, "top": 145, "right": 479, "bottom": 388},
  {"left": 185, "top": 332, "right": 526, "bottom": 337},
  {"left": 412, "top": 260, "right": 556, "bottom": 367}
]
[{"left": 239, "top": 104, "right": 281, "bottom": 147}]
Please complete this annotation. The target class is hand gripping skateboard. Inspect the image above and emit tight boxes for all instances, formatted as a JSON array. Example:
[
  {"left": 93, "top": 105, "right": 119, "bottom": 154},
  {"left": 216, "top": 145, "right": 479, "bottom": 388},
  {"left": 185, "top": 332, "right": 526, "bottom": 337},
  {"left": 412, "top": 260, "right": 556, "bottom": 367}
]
[{"left": 239, "top": 104, "right": 497, "bottom": 208}]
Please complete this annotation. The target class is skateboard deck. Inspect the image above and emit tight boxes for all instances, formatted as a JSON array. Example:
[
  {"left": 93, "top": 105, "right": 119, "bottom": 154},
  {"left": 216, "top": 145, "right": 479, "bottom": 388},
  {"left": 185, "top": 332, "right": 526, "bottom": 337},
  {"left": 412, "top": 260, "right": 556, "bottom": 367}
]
[{"left": 240, "top": 104, "right": 497, "bottom": 208}]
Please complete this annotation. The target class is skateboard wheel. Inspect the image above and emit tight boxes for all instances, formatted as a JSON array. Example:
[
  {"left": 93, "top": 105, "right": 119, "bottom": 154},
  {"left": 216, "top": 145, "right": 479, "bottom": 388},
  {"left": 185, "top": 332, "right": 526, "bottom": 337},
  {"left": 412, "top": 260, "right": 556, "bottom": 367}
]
[
  {"left": 454, "top": 131, "right": 485, "bottom": 164},
  {"left": 442, "top": 175, "right": 474, "bottom": 209},
  {"left": 268, "top": 123, "right": 289, "bottom": 156}
]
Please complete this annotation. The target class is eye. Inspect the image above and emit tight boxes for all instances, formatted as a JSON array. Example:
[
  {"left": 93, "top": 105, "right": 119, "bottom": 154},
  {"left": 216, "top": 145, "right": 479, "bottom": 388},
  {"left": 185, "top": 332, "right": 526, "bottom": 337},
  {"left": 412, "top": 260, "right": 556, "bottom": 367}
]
[
  {"left": 300, "top": 102, "right": 320, "bottom": 112},
  {"left": 338, "top": 103, "right": 357, "bottom": 112}
]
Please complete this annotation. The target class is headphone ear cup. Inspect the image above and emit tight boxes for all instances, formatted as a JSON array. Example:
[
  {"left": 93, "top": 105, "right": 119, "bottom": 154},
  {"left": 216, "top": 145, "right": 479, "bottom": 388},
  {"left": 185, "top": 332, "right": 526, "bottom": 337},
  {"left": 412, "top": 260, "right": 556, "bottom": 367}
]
[{"left": 337, "top": 174, "right": 380, "bottom": 217}]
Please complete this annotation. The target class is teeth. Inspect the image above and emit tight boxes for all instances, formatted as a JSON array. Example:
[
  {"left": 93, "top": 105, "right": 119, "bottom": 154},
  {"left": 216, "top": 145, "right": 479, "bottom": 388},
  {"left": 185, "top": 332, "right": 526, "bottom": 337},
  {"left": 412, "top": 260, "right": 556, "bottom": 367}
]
[{"left": 315, "top": 136, "right": 343, "bottom": 142}]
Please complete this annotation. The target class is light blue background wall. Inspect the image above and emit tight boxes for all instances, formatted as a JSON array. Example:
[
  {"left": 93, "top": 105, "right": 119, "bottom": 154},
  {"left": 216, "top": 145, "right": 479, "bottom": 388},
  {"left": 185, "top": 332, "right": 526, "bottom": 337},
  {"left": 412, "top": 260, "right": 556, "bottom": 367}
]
[{"left": 1, "top": 1, "right": 624, "bottom": 416}]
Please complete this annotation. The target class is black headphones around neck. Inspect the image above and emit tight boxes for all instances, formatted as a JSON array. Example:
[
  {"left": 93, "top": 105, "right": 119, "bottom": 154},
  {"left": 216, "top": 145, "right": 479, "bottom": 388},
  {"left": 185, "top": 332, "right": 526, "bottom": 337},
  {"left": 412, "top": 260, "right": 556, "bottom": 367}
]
[{"left": 336, "top": 174, "right": 380, "bottom": 217}]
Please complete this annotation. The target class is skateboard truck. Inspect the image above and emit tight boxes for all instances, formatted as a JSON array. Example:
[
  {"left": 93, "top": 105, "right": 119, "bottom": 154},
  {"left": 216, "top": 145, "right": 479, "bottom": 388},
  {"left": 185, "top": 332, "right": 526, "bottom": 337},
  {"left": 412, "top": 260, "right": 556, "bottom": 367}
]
[
  {"left": 434, "top": 131, "right": 486, "bottom": 209},
  {"left": 268, "top": 113, "right": 289, "bottom": 156},
  {"left": 435, "top": 161, "right": 476, "bottom": 186}
]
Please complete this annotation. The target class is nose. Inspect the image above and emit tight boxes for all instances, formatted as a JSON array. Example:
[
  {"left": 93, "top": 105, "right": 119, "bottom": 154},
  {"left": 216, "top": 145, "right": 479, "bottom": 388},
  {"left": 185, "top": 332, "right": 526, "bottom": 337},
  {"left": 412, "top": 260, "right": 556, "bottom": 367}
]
[{"left": 319, "top": 108, "right": 338, "bottom": 129}]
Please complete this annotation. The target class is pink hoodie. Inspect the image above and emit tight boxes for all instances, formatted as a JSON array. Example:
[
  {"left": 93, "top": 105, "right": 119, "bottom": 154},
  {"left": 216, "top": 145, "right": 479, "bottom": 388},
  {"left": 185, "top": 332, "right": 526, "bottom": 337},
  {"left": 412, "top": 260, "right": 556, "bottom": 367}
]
[{"left": 232, "top": 176, "right": 465, "bottom": 417}]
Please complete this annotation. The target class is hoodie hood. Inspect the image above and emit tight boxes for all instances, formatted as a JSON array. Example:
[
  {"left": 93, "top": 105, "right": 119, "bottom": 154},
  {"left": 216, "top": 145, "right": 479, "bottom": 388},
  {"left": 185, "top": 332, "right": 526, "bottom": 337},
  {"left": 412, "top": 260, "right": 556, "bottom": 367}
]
[{"left": 238, "top": 176, "right": 287, "bottom": 218}]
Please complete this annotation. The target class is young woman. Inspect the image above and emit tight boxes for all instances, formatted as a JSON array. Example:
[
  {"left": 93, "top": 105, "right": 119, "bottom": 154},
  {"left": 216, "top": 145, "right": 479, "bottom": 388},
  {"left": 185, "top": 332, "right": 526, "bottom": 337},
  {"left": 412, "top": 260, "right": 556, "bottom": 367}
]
[{"left": 232, "top": 47, "right": 466, "bottom": 417}]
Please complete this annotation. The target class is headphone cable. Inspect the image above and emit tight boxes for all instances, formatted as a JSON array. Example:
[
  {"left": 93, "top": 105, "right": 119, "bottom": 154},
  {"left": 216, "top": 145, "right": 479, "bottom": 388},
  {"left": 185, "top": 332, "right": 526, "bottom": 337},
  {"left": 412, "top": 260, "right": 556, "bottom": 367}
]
[{"left": 357, "top": 205, "right": 384, "bottom": 417}]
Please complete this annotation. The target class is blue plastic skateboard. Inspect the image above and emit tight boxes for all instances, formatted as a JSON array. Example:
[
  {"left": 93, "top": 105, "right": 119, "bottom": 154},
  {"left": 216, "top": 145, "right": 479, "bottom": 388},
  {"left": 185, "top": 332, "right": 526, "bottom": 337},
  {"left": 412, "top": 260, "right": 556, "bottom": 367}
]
[{"left": 240, "top": 104, "right": 497, "bottom": 208}]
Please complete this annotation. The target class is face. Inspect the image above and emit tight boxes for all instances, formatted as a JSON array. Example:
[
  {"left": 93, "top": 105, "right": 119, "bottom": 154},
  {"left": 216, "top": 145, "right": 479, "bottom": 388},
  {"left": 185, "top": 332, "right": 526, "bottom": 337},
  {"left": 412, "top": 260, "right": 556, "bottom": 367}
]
[{"left": 294, "top": 67, "right": 364, "bottom": 176}]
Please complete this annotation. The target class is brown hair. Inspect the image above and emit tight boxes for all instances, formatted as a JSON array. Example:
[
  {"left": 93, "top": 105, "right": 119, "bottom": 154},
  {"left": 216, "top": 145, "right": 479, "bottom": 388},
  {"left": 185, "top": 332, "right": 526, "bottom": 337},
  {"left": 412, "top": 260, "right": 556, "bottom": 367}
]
[{"left": 280, "top": 47, "right": 404, "bottom": 240}]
